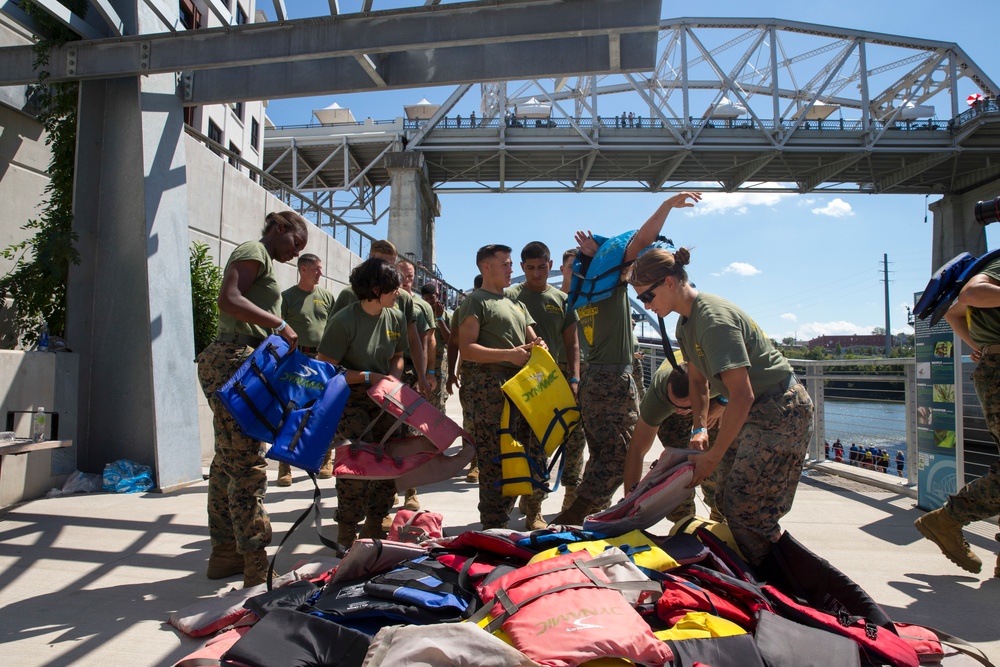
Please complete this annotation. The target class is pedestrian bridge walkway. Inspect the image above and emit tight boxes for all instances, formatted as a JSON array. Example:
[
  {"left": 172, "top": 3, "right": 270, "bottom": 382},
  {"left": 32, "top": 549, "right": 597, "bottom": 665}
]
[{"left": 1, "top": 393, "right": 997, "bottom": 665}]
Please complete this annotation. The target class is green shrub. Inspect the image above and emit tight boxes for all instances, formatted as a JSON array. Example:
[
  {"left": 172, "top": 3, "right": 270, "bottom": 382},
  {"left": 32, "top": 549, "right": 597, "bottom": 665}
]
[{"left": 190, "top": 242, "right": 222, "bottom": 355}]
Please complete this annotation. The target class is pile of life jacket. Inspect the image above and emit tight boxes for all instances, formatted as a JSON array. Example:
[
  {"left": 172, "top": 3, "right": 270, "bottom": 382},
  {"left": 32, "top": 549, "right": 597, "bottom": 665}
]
[{"left": 171, "top": 518, "right": 991, "bottom": 667}]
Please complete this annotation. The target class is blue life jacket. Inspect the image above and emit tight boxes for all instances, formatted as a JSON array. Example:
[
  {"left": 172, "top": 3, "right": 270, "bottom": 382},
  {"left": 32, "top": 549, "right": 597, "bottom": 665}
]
[
  {"left": 915, "top": 248, "right": 1000, "bottom": 326},
  {"left": 566, "top": 230, "right": 674, "bottom": 310},
  {"left": 216, "top": 335, "right": 349, "bottom": 473}
]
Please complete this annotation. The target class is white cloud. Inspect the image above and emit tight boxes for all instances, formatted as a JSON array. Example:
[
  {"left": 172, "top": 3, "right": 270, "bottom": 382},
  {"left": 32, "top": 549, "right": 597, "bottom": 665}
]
[
  {"left": 688, "top": 192, "right": 792, "bottom": 216},
  {"left": 811, "top": 198, "right": 854, "bottom": 218},
  {"left": 721, "top": 262, "right": 761, "bottom": 276},
  {"left": 780, "top": 313, "right": 797, "bottom": 322}
]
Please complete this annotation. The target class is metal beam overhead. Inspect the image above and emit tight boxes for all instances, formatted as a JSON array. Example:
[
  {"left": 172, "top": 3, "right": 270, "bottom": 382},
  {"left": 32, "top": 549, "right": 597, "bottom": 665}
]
[
  {"left": 0, "top": 0, "right": 51, "bottom": 38},
  {"left": 0, "top": 0, "right": 663, "bottom": 87},
  {"left": 272, "top": 0, "right": 288, "bottom": 21},
  {"left": 28, "top": 0, "right": 104, "bottom": 40}
]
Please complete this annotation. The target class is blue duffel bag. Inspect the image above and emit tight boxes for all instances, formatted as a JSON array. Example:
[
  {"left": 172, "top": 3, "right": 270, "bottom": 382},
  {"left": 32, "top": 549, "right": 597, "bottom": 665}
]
[{"left": 216, "top": 335, "right": 349, "bottom": 473}]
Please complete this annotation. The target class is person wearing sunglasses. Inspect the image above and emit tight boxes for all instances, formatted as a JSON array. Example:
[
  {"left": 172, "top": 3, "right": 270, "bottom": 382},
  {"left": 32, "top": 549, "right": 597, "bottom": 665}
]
[
  {"left": 623, "top": 359, "right": 727, "bottom": 522},
  {"left": 627, "top": 246, "right": 813, "bottom": 566},
  {"left": 550, "top": 192, "right": 702, "bottom": 525}
]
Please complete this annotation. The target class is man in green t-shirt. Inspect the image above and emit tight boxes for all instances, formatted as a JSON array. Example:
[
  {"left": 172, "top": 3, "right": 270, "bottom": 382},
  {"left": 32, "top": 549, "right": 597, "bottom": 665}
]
[
  {"left": 422, "top": 282, "right": 451, "bottom": 412},
  {"left": 448, "top": 275, "right": 483, "bottom": 483},
  {"left": 552, "top": 195, "right": 695, "bottom": 526},
  {"left": 917, "top": 257, "right": 1000, "bottom": 575},
  {"left": 458, "top": 245, "right": 545, "bottom": 529},
  {"left": 276, "top": 254, "right": 335, "bottom": 486},
  {"left": 396, "top": 258, "right": 437, "bottom": 512},
  {"left": 506, "top": 241, "right": 581, "bottom": 527}
]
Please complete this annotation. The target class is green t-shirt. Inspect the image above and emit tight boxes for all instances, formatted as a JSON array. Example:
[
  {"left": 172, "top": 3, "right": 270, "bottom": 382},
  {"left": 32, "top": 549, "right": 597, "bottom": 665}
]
[
  {"left": 639, "top": 358, "right": 679, "bottom": 426},
  {"left": 505, "top": 283, "right": 578, "bottom": 364},
  {"left": 280, "top": 285, "right": 334, "bottom": 348},
  {"left": 405, "top": 294, "right": 436, "bottom": 361},
  {"left": 458, "top": 289, "right": 535, "bottom": 369},
  {"left": 434, "top": 309, "right": 451, "bottom": 355},
  {"left": 331, "top": 286, "right": 417, "bottom": 324},
  {"left": 676, "top": 292, "right": 791, "bottom": 399},
  {"left": 217, "top": 241, "right": 280, "bottom": 341},
  {"left": 576, "top": 284, "right": 633, "bottom": 365},
  {"left": 318, "top": 301, "right": 407, "bottom": 375},
  {"left": 969, "top": 258, "right": 1000, "bottom": 347}
]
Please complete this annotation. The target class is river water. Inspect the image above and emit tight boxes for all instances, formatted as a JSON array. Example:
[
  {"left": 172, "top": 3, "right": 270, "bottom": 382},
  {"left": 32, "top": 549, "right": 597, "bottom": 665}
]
[{"left": 822, "top": 399, "right": 908, "bottom": 477}]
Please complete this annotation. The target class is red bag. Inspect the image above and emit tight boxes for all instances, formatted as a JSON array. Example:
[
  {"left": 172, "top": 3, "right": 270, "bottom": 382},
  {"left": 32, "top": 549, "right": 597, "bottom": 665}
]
[{"left": 387, "top": 509, "right": 444, "bottom": 544}]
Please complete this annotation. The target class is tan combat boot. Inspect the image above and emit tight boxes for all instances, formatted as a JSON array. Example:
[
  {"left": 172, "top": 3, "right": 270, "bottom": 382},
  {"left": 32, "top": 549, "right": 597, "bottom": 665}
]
[
  {"left": 337, "top": 522, "right": 358, "bottom": 551},
  {"left": 243, "top": 549, "right": 270, "bottom": 588},
  {"left": 914, "top": 508, "right": 982, "bottom": 574},
  {"left": 521, "top": 495, "right": 548, "bottom": 531},
  {"left": 360, "top": 516, "right": 388, "bottom": 540},
  {"left": 560, "top": 485, "right": 578, "bottom": 513},
  {"left": 206, "top": 542, "right": 244, "bottom": 580},
  {"left": 549, "top": 495, "right": 594, "bottom": 527},
  {"left": 318, "top": 447, "right": 335, "bottom": 479},
  {"left": 404, "top": 488, "right": 421, "bottom": 511},
  {"left": 465, "top": 455, "right": 479, "bottom": 483},
  {"left": 276, "top": 462, "right": 292, "bottom": 487}
]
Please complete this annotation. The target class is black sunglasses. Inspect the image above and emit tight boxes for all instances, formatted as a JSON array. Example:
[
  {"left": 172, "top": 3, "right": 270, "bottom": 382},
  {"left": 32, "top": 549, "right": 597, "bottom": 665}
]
[{"left": 637, "top": 278, "right": 666, "bottom": 305}]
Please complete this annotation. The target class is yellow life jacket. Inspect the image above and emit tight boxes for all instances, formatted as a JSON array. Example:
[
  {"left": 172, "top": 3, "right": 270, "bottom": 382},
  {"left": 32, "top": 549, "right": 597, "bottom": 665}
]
[
  {"left": 653, "top": 611, "right": 747, "bottom": 641},
  {"left": 498, "top": 346, "right": 580, "bottom": 497},
  {"left": 527, "top": 529, "right": 680, "bottom": 573},
  {"left": 669, "top": 514, "right": 746, "bottom": 560}
]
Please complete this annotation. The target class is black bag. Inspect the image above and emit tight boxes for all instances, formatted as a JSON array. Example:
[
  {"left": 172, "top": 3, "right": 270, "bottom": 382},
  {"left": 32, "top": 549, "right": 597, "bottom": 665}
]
[
  {"left": 221, "top": 608, "right": 370, "bottom": 667},
  {"left": 243, "top": 580, "right": 318, "bottom": 618},
  {"left": 757, "top": 531, "right": 897, "bottom": 634},
  {"left": 755, "top": 609, "right": 862, "bottom": 667},
  {"left": 667, "top": 634, "right": 766, "bottom": 667}
]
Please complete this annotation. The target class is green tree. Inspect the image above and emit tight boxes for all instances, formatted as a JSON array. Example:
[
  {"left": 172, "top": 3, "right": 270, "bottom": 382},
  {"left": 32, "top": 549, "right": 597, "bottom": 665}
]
[
  {"left": 834, "top": 342, "right": 842, "bottom": 356},
  {"left": 872, "top": 326, "right": 886, "bottom": 336},
  {"left": 0, "top": 0, "right": 86, "bottom": 345},
  {"left": 190, "top": 242, "right": 222, "bottom": 355}
]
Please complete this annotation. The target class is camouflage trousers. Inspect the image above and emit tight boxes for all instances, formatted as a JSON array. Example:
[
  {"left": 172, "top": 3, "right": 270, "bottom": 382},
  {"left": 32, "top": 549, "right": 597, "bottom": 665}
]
[
  {"left": 714, "top": 382, "right": 813, "bottom": 565},
  {"left": 657, "top": 413, "right": 719, "bottom": 521},
  {"left": 558, "top": 362, "right": 587, "bottom": 488},
  {"left": 197, "top": 341, "right": 272, "bottom": 553},
  {"left": 334, "top": 385, "right": 399, "bottom": 525},
  {"left": 632, "top": 355, "right": 647, "bottom": 403},
  {"left": 431, "top": 352, "right": 449, "bottom": 412},
  {"left": 577, "top": 365, "right": 639, "bottom": 509},
  {"left": 947, "top": 354, "right": 1000, "bottom": 524},
  {"left": 459, "top": 362, "right": 540, "bottom": 528}
]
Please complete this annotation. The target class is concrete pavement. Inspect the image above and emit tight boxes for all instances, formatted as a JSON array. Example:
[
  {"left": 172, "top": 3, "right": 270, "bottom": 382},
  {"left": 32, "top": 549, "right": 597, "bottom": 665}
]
[{"left": 1, "top": 394, "right": 998, "bottom": 666}]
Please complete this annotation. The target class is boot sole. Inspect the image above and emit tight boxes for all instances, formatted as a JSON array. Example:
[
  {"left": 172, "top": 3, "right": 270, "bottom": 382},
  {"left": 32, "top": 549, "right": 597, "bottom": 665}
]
[
  {"left": 276, "top": 479, "right": 292, "bottom": 487},
  {"left": 915, "top": 518, "right": 982, "bottom": 574}
]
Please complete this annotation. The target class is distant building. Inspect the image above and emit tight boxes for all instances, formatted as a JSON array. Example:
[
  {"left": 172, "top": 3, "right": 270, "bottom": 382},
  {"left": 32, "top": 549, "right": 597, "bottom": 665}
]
[
  {"left": 808, "top": 334, "right": 885, "bottom": 352},
  {"left": 181, "top": 1, "right": 268, "bottom": 172}
]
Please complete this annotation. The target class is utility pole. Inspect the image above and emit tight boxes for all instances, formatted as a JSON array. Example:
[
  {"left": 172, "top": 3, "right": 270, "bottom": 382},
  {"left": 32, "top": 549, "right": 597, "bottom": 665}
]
[{"left": 883, "top": 253, "right": 891, "bottom": 357}]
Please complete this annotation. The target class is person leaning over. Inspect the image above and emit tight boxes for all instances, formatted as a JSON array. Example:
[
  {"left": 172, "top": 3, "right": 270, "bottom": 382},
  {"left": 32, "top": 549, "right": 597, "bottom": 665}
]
[
  {"left": 458, "top": 245, "right": 546, "bottom": 529},
  {"left": 623, "top": 360, "right": 726, "bottom": 522},
  {"left": 551, "top": 192, "right": 701, "bottom": 526},
  {"left": 199, "top": 210, "right": 307, "bottom": 587},
  {"left": 915, "top": 264, "right": 1000, "bottom": 576},
  {"left": 627, "top": 245, "right": 813, "bottom": 566},
  {"left": 317, "top": 258, "right": 408, "bottom": 549},
  {"left": 506, "top": 241, "right": 582, "bottom": 528},
  {"left": 276, "top": 253, "right": 334, "bottom": 487}
]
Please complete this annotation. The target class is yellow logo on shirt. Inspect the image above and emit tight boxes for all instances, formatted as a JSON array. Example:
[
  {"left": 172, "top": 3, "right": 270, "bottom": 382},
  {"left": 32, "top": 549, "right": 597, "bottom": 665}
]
[
  {"left": 387, "top": 330, "right": 401, "bottom": 340},
  {"left": 694, "top": 343, "right": 705, "bottom": 357},
  {"left": 545, "top": 304, "right": 563, "bottom": 314}
]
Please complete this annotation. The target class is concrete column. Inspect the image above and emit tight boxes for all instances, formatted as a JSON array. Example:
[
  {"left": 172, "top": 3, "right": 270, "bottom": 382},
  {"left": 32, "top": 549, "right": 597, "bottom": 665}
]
[
  {"left": 929, "top": 181, "right": 998, "bottom": 270},
  {"left": 66, "top": 0, "right": 201, "bottom": 491},
  {"left": 384, "top": 152, "right": 439, "bottom": 267}
]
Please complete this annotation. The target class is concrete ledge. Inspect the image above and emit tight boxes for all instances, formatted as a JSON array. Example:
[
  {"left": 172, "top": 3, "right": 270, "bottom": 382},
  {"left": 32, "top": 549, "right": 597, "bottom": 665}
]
[{"left": 805, "top": 458, "right": 917, "bottom": 498}]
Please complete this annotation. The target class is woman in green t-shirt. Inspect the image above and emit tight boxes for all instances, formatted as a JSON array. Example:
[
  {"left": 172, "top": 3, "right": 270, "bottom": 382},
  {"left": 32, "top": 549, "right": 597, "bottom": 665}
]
[
  {"left": 198, "top": 210, "right": 308, "bottom": 587},
  {"left": 318, "top": 258, "right": 408, "bottom": 548},
  {"left": 627, "top": 247, "right": 813, "bottom": 566}
]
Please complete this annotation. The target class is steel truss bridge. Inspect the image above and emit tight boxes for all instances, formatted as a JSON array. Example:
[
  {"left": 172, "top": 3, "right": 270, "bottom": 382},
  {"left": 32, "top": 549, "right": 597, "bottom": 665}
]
[{"left": 261, "top": 17, "right": 999, "bottom": 226}]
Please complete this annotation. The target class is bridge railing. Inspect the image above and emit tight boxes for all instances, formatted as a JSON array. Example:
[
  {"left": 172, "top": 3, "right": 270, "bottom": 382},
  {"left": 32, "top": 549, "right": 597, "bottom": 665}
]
[
  {"left": 635, "top": 341, "right": 916, "bottom": 485},
  {"left": 400, "top": 116, "right": 953, "bottom": 133}
]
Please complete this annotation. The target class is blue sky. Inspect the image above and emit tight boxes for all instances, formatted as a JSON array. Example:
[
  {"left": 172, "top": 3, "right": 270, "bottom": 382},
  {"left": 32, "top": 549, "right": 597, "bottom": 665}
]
[{"left": 261, "top": 0, "right": 1000, "bottom": 343}]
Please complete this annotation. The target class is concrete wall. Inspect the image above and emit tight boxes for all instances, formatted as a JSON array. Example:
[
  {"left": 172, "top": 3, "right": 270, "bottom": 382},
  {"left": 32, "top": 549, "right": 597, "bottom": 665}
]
[
  {"left": 0, "top": 351, "right": 79, "bottom": 507},
  {"left": 184, "top": 135, "right": 362, "bottom": 463}
]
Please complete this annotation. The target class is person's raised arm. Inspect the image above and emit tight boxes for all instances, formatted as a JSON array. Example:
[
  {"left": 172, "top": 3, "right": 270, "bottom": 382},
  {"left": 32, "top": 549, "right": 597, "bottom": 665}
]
[
  {"left": 958, "top": 273, "right": 1000, "bottom": 309},
  {"left": 624, "top": 192, "right": 703, "bottom": 265},
  {"left": 944, "top": 299, "right": 979, "bottom": 359}
]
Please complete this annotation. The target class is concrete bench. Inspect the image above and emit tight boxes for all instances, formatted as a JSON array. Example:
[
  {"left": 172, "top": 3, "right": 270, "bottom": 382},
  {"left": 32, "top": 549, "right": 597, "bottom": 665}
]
[{"left": 0, "top": 439, "right": 72, "bottom": 476}]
